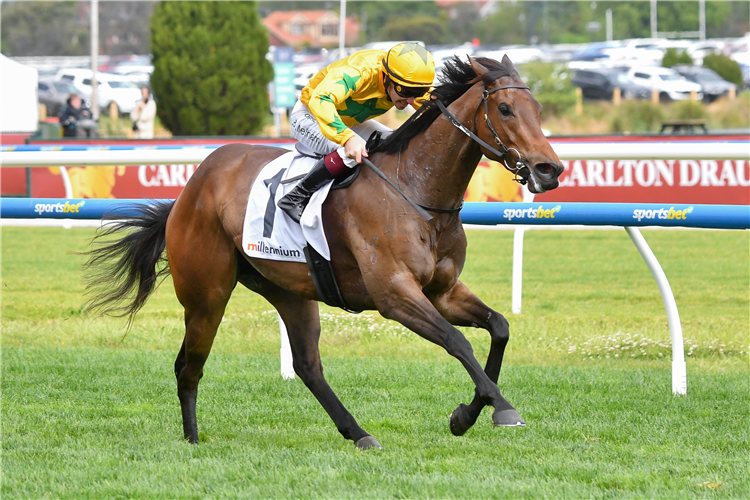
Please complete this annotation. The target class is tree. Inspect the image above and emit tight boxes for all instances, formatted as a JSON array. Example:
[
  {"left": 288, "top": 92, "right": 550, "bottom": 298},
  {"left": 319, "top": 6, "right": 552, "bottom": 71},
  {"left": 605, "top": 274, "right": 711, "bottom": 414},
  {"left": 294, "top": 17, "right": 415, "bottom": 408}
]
[
  {"left": 475, "top": 4, "right": 529, "bottom": 45},
  {"left": 448, "top": 3, "right": 481, "bottom": 45},
  {"left": 519, "top": 62, "right": 577, "bottom": 116},
  {"left": 99, "top": 1, "right": 154, "bottom": 56},
  {"left": 472, "top": 1, "right": 737, "bottom": 46},
  {"left": 662, "top": 48, "right": 693, "bottom": 68},
  {"left": 703, "top": 53, "right": 743, "bottom": 87},
  {"left": 0, "top": 1, "right": 89, "bottom": 56},
  {"left": 355, "top": 1, "right": 441, "bottom": 45},
  {"left": 656, "top": 1, "right": 731, "bottom": 37},
  {"left": 0, "top": 1, "right": 154, "bottom": 56},
  {"left": 149, "top": 1, "right": 273, "bottom": 136},
  {"left": 378, "top": 16, "right": 451, "bottom": 46}
]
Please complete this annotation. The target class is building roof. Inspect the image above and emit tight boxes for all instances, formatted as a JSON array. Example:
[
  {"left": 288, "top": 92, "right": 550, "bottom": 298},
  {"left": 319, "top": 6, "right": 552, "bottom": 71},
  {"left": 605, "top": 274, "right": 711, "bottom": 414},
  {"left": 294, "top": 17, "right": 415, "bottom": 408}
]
[
  {"left": 435, "top": 1, "right": 491, "bottom": 7},
  {"left": 264, "top": 10, "right": 331, "bottom": 25},
  {"left": 263, "top": 10, "right": 359, "bottom": 48}
]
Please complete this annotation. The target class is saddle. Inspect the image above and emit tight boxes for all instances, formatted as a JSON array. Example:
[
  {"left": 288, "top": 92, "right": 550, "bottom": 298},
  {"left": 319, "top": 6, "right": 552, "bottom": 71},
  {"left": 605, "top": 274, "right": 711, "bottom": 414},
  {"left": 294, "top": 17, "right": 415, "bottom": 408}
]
[
  {"left": 292, "top": 147, "right": 362, "bottom": 191},
  {"left": 293, "top": 147, "right": 363, "bottom": 314}
]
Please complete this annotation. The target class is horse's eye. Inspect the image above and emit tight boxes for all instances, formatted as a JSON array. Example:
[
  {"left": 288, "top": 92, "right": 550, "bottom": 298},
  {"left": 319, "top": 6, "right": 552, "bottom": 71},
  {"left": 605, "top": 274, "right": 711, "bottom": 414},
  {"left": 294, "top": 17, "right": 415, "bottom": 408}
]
[{"left": 498, "top": 104, "right": 512, "bottom": 117}]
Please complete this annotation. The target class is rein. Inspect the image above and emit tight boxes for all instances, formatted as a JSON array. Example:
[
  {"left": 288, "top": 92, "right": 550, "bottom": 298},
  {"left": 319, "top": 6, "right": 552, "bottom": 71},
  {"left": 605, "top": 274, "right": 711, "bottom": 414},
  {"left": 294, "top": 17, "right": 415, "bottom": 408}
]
[
  {"left": 436, "top": 84, "right": 530, "bottom": 185},
  {"left": 361, "top": 158, "right": 434, "bottom": 222}
]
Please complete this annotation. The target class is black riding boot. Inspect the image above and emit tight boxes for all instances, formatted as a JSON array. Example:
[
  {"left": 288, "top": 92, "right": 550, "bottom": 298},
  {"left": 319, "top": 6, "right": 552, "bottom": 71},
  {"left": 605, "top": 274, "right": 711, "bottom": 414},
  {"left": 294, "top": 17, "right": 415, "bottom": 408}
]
[{"left": 278, "top": 157, "right": 336, "bottom": 223}]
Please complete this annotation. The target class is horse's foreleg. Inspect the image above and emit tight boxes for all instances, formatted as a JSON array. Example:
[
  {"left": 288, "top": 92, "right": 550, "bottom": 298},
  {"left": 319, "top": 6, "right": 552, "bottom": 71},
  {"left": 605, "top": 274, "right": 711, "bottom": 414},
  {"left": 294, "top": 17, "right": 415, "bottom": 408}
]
[
  {"left": 375, "top": 276, "right": 523, "bottom": 430},
  {"left": 256, "top": 283, "right": 379, "bottom": 449},
  {"left": 433, "top": 281, "right": 517, "bottom": 435}
]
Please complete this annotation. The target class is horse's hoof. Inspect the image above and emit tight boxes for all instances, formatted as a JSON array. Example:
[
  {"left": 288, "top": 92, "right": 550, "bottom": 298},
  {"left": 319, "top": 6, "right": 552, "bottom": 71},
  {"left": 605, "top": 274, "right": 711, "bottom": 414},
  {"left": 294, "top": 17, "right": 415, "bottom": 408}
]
[
  {"left": 355, "top": 436, "right": 383, "bottom": 450},
  {"left": 449, "top": 403, "right": 479, "bottom": 436},
  {"left": 492, "top": 408, "right": 526, "bottom": 427}
]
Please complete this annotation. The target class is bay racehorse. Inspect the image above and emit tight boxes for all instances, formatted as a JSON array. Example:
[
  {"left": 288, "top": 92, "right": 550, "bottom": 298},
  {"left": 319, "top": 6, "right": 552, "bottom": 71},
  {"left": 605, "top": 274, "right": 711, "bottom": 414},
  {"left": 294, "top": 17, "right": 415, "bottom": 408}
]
[{"left": 84, "top": 56, "right": 562, "bottom": 450}]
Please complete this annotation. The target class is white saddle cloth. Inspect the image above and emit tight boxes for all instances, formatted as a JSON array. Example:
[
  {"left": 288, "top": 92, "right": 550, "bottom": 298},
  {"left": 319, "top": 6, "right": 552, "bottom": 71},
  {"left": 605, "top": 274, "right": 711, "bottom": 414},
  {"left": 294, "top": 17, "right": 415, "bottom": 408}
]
[{"left": 242, "top": 151, "right": 334, "bottom": 263}]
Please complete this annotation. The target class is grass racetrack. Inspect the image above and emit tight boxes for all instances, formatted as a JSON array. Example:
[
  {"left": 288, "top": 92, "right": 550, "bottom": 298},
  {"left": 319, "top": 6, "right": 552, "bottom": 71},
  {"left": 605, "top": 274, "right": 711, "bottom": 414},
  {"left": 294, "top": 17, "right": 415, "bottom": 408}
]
[{"left": 2, "top": 226, "right": 748, "bottom": 499}]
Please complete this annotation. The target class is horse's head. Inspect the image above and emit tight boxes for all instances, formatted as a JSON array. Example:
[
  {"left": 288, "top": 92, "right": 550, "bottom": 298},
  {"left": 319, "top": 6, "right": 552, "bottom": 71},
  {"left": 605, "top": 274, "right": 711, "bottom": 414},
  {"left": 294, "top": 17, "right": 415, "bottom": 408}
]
[{"left": 469, "top": 55, "right": 562, "bottom": 194}]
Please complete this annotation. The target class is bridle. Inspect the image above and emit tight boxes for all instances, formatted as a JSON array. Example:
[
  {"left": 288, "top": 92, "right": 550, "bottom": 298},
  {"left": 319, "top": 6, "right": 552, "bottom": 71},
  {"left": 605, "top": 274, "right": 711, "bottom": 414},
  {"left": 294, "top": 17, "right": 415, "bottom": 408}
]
[
  {"left": 436, "top": 84, "right": 531, "bottom": 185},
  {"left": 363, "top": 83, "right": 532, "bottom": 221}
]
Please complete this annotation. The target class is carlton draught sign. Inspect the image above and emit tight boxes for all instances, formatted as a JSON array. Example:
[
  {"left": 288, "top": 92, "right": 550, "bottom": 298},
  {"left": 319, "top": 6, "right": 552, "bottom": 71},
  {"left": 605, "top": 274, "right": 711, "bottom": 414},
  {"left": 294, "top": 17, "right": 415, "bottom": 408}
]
[
  {"left": 533, "top": 158, "right": 749, "bottom": 205},
  {"left": 12, "top": 135, "right": 750, "bottom": 206},
  {"left": 25, "top": 157, "right": 750, "bottom": 205}
]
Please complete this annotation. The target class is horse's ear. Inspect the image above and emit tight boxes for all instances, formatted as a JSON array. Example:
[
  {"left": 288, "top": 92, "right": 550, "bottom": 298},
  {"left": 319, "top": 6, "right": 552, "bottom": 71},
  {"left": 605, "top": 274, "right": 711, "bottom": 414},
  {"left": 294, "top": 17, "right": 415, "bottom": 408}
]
[
  {"left": 501, "top": 54, "right": 520, "bottom": 78},
  {"left": 468, "top": 56, "right": 489, "bottom": 78}
]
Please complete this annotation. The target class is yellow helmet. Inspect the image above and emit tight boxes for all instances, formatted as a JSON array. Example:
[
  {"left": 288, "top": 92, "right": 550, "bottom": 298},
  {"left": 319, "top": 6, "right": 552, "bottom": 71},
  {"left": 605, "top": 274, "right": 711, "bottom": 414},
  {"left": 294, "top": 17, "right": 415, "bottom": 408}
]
[{"left": 382, "top": 43, "right": 435, "bottom": 92}]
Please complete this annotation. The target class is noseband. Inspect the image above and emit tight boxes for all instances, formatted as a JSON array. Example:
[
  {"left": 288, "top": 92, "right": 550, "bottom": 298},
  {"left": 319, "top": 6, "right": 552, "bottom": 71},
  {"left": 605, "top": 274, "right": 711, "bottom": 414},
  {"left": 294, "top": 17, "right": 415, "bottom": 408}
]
[{"left": 436, "top": 84, "right": 531, "bottom": 185}]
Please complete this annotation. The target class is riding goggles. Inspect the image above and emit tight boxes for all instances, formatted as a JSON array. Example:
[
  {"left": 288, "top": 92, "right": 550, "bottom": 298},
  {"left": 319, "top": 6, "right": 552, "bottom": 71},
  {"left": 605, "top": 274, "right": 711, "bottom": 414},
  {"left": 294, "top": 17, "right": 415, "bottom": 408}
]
[{"left": 394, "top": 83, "right": 431, "bottom": 99}]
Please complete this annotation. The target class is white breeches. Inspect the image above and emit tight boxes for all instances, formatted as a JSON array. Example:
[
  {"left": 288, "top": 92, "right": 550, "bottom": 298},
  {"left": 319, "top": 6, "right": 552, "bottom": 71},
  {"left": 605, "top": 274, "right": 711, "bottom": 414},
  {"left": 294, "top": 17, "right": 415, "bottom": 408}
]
[{"left": 290, "top": 100, "right": 392, "bottom": 167}]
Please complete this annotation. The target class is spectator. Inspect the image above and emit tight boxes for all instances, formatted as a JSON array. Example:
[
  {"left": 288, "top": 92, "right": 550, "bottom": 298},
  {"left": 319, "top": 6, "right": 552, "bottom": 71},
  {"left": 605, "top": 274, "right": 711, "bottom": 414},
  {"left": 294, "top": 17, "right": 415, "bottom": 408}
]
[
  {"left": 130, "top": 86, "right": 157, "bottom": 139},
  {"left": 60, "top": 94, "right": 96, "bottom": 138}
]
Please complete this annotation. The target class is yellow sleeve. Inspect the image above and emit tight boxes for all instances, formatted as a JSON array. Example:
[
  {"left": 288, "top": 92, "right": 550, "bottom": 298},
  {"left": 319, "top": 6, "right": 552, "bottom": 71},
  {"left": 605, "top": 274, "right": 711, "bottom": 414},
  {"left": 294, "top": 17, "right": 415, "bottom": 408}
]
[{"left": 307, "top": 66, "right": 365, "bottom": 146}]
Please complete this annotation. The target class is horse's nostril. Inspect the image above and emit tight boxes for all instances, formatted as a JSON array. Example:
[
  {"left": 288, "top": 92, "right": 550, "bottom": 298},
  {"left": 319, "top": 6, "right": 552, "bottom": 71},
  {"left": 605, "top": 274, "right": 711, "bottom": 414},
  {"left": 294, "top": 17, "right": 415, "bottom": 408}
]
[{"left": 535, "top": 163, "right": 555, "bottom": 177}]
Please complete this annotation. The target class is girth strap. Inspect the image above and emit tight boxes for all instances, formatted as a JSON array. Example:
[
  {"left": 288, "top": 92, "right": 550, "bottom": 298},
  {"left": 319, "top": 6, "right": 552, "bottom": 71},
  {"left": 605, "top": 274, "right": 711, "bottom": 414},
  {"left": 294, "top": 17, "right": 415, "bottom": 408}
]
[{"left": 303, "top": 245, "right": 362, "bottom": 314}]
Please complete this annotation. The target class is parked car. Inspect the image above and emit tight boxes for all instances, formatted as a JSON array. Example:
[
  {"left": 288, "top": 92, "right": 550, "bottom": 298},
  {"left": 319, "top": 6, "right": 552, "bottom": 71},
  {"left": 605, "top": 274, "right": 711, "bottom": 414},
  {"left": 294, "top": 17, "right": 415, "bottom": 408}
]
[
  {"left": 110, "top": 62, "right": 153, "bottom": 86},
  {"left": 292, "top": 47, "right": 327, "bottom": 66},
  {"left": 54, "top": 68, "right": 143, "bottom": 115},
  {"left": 98, "top": 54, "right": 147, "bottom": 72},
  {"left": 741, "top": 63, "right": 750, "bottom": 89},
  {"left": 722, "top": 35, "right": 749, "bottom": 64},
  {"left": 572, "top": 68, "right": 651, "bottom": 101},
  {"left": 672, "top": 65, "right": 737, "bottom": 102},
  {"left": 428, "top": 43, "right": 475, "bottom": 68},
  {"left": 475, "top": 45, "right": 545, "bottom": 65},
  {"left": 293, "top": 64, "right": 321, "bottom": 99},
  {"left": 627, "top": 66, "right": 703, "bottom": 101},
  {"left": 686, "top": 40, "right": 726, "bottom": 65},
  {"left": 607, "top": 38, "right": 666, "bottom": 66},
  {"left": 569, "top": 41, "right": 623, "bottom": 62},
  {"left": 37, "top": 78, "right": 81, "bottom": 117}
]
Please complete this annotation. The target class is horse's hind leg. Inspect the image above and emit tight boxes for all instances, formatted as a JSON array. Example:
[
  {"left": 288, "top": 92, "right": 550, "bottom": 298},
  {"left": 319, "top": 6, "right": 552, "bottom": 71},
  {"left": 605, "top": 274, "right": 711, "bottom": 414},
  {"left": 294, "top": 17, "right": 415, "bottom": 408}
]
[
  {"left": 169, "top": 231, "right": 236, "bottom": 444},
  {"left": 237, "top": 266, "right": 378, "bottom": 449},
  {"left": 433, "top": 281, "right": 521, "bottom": 435}
]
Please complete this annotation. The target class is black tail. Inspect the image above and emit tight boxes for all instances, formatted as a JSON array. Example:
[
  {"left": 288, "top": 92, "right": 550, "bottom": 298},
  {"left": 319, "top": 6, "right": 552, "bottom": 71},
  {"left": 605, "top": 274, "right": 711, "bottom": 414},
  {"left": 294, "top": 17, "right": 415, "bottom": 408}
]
[{"left": 82, "top": 201, "right": 175, "bottom": 325}]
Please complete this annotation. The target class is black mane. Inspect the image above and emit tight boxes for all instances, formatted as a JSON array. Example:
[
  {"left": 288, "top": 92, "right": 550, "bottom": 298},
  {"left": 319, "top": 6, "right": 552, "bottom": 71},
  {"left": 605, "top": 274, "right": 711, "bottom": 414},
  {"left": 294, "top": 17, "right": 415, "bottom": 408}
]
[{"left": 371, "top": 56, "right": 516, "bottom": 155}]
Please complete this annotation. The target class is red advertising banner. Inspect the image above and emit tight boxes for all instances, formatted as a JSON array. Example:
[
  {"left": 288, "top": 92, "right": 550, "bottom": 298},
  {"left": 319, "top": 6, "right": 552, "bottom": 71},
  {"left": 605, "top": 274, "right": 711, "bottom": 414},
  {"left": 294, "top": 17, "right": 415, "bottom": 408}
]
[
  {"left": 1, "top": 133, "right": 32, "bottom": 196},
  {"left": 6, "top": 134, "right": 750, "bottom": 205},
  {"left": 24, "top": 155, "right": 750, "bottom": 205},
  {"left": 534, "top": 158, "right": 750, "bottom": 205},
  {"left": 2, "top": 169, "right": 28, "bottom": 196},
  {"left": 31, "top": 164, "right": 200, "bottom": 199}
]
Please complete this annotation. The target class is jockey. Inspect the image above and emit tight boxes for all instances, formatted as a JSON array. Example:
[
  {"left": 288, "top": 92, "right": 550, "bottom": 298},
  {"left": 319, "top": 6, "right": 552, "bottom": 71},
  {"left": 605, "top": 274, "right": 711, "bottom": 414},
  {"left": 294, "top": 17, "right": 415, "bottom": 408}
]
[{"left": 278, "top": 42, "right": 436, "bottom": 223}]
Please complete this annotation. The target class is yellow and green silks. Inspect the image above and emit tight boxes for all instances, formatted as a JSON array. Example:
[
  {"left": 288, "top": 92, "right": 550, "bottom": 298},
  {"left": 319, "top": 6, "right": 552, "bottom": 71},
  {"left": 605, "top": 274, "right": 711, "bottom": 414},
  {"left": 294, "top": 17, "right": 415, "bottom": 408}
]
[{"left": 301, "top": 49, "right": 395, "bottom": 146}]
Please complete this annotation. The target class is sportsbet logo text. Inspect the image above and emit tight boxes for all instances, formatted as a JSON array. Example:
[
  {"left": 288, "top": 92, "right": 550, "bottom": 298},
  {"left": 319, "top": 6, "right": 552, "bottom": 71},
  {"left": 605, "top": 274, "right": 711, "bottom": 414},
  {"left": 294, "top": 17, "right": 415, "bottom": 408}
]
[
  {"left": 633, "top": 206, "right": 693, "bottom": 222},
  {"left": 503, "top": 205, "right": 562, "bottom": 221},
  {"left": 33, "top": 200, "right": 85, "bottom": 215}
]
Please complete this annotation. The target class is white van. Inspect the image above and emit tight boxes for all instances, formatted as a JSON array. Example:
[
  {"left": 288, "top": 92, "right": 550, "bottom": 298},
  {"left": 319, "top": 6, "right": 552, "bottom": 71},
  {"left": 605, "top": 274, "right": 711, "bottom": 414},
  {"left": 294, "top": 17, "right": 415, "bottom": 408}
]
[{"left": 54, "top": 68, "right": 143, "bottom": 115}]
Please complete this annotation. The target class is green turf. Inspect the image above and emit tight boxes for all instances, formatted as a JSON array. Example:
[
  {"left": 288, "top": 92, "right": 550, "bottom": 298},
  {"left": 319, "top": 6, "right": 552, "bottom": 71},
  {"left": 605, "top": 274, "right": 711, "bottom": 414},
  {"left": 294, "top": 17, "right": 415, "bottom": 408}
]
[{"left": 2, "top": 226, "right": 748, "bottom": 499}]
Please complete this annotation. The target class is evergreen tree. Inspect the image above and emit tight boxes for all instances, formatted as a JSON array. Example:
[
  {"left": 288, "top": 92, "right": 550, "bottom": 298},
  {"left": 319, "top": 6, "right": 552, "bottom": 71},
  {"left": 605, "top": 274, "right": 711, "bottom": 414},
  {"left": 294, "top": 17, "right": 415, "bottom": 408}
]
[{"left": 150, "top": 1, "right": 273, "bottom": 136}]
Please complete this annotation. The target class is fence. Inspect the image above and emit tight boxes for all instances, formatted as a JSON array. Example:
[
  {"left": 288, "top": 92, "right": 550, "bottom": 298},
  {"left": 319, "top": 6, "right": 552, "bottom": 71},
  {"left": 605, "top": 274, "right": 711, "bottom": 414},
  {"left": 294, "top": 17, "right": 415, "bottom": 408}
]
[{"left": 2, "top": 143, "right": 749, "bottom": 394}]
